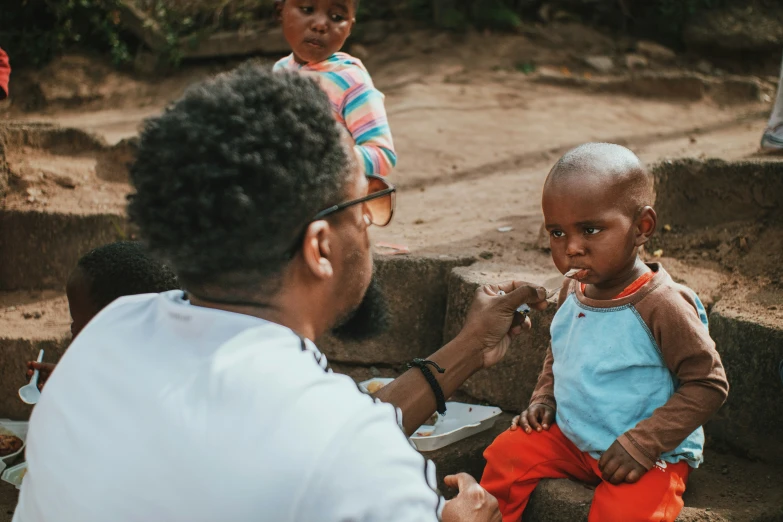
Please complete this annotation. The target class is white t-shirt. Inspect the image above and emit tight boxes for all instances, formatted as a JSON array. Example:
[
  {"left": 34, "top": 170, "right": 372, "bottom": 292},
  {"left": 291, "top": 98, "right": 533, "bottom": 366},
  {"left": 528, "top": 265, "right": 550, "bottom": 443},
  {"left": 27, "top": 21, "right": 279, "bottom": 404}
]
[{"left": 14, "top": 291, "right": 442, "bottom": 522}]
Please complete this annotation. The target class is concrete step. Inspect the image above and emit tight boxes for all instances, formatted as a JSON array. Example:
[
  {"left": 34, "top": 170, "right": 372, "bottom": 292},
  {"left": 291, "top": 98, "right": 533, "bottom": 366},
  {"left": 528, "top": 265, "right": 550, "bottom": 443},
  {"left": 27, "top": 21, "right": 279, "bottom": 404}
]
[
  {"left": 423, "top": 410, "right": 783, "bottom": 521},
  {"left": 317, "top": 254, "right": 474, "bottom": 366},
  {"left": 524, "top": 450, "right": 783, "bottom": 522},
  {"left": 0, "top": 291, "right": 71, "bottom": 419},
  {"left": 0, "top": 209, "right": 127, "bottom": 291},
  {"left": 706, "top": 296, "right": 783, "bottom": 466},
  {"left": 442, "top": 263, "right": 560, "bottom": 413}
]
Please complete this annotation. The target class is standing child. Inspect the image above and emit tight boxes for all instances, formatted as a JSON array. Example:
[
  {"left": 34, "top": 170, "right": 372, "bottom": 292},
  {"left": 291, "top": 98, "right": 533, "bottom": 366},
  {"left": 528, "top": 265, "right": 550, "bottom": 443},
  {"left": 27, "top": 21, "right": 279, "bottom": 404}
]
[
  {"left": 26, "top": 241, "right": 180, "bottom": 389},
  {"left": 273, "top": 0, "right": 397, "bottom": 177},
  {"left": 480, "top": 143, "right": 729, "bottom": 522}
]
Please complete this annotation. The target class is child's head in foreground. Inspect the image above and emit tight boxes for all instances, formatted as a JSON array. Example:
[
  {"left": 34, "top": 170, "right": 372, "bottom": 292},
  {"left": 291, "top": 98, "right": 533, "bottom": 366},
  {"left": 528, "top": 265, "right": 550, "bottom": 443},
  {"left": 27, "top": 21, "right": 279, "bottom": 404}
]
[
  {"left": 276, "top": 0, "right": 358, "bottom": 64},
  {"left": 66, "top": 241, "right": 180, "bottom": 338},
  {"left": 542, "top": 143, "right": 657, "bottom": 296}
]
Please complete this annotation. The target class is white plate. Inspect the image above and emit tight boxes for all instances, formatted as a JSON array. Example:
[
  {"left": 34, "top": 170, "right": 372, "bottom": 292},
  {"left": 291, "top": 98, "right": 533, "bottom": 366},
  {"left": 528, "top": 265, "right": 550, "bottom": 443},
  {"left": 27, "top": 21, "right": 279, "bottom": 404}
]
[
  {"left": 359, "top": 378, "right": 502, "bottom": 452},
  {"left": 410, "top": 402, "right": 502, "bottom": 452}
]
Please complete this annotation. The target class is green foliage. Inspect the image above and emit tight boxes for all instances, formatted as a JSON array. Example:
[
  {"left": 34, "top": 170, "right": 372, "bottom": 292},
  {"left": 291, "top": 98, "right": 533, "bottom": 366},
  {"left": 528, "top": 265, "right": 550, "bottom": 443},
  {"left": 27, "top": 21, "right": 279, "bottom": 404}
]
[
  {"left": 651, "top": 0, "right": 727, "bottom": 37},
  {"left": 0, "top": 0, "right": 132, "bottom": 67}
]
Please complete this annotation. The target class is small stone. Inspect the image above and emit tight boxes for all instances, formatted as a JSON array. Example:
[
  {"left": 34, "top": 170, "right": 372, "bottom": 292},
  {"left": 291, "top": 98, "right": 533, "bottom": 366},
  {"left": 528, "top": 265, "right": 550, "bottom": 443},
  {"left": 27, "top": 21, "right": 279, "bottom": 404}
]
[
  {"left": 49, "top": 173, "right": 77, "bottom": 189},
  {"left": 739, "top": 237, "right": 749, "bottom": 251},
  {"left": 6, "top": 306, "right": 16, "bottom": 312},
  {"left": 479, "top": 251, "right": 494, "bottom": 260},
  {"left": 696, "top": 59, "right": 713, "bottom": 75},
  {"left": 689, "top": 136, "right": 697, "bottom": 143},
  {"left": 33, "top": 311, "right": 42, "bottom": 319},
  {"left": 635, "top": 40, "right": 676, "bottom": 62},
  {"left": 414, "top": 219, "right": 425, "bottom": 225},
  {"left": 653, "top": 249, "right": 664, "bottom": 258},
  {"left": 722, "top": 466, "right": 729, "bottom": 475},
  {"left": 624, "top": 53, "right": 648, "bottom": 69},
  {"left": 497, "top": 226, "right": 514, "bottom": 233},
  {"left": 23, "top": 312, "right": 33, "bottom": 319},
  {"left": 369, "top": 366, "right": 381, "bottom": 377},
  {"left": 701, "top": 251, "right": 710, "bottom": 258},
  {"left": 663, "top": 224, "right": 672, "bottom": 232},
  {"left": 768, "top": 306, "right": 777, "bottom": 310},
  {"left": 584, "top": 55, "right": 614, "bottom": 73}
]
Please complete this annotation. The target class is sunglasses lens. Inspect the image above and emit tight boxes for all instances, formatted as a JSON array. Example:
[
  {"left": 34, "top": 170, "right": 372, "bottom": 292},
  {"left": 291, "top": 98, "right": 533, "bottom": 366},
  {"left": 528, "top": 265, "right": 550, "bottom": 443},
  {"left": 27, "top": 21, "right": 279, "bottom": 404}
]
[{"left": 366, "top": 177, "right": 394, "bottom": 226}]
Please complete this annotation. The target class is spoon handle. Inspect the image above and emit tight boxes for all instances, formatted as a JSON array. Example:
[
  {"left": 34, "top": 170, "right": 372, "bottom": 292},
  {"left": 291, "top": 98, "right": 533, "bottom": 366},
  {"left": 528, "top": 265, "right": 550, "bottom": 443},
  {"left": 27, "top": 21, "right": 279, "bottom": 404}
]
[{"left": 30, "top": 349, "right": 44, "bottom": 385}]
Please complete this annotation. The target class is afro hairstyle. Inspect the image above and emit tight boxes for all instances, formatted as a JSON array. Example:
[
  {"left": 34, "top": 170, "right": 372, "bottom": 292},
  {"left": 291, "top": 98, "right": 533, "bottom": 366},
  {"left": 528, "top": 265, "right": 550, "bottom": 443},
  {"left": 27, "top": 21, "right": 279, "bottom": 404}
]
[
  {"left": 127, "top": 63, "right": 350, "bottom": 289},
  {"left": 76, "top": 241, "right": 180, "bottom": 310}
]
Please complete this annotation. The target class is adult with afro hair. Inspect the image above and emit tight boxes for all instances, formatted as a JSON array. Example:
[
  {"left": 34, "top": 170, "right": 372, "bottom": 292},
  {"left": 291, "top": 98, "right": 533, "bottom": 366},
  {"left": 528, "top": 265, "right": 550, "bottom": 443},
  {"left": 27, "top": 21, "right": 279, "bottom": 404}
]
[
  {"left": 25, "top": 241, "right": 180, "bottom": 390},
  {"left": 15, "top": 65, "right": 547, "bottom": 522}
]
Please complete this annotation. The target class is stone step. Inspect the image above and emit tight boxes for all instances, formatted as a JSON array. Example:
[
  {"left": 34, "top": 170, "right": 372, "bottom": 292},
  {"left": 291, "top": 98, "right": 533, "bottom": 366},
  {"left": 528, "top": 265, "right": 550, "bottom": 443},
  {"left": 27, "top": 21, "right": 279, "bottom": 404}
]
[
  {"left": 706, "top": 297, "right": 783, "bottom": 466},
  {"left": 0, "top": 209, "right": 127, "bottom": 291},
  {"left": 0, "top": 291, "right": 71, "bottom": 419},
  {"left": 442, "top": 263, "right": 562, "bottom": 413},
  {"left": 424, "top": 411, "right": 783, "bottom": 521},
  {"left": 524, "top": 449, "right": 783, "bottom": 522},
  {"left": 317, "top": 254, "right": 474, "bottom": 366}
]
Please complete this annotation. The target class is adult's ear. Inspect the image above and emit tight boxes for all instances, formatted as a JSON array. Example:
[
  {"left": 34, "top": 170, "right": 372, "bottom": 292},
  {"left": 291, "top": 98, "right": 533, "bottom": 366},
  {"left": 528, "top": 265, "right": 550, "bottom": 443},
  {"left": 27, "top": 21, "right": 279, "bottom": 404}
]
[
  {"left": 301, "top": 220, "right": 335, "bottom": 280},
  {"left": 635, "top": 206, "right": 657, "bottom": 247}
]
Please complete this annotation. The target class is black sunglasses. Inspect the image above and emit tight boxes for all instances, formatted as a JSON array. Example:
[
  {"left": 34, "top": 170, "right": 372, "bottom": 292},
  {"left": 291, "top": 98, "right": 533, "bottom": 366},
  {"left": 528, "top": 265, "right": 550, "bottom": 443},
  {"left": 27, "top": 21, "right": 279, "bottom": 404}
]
[{"left": 285, "top": 175, "right": 396, "bottom": 258}]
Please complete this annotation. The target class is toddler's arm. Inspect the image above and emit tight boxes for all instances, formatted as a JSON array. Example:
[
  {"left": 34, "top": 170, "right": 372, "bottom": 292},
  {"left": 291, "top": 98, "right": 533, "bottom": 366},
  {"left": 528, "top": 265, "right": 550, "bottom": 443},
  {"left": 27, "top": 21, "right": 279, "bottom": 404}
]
[
  {"left": 618, "top": 291, "right": 729, "bottom": 470},
  {"left": 342, "top": 80, "right": 397, "bottom": 177}
]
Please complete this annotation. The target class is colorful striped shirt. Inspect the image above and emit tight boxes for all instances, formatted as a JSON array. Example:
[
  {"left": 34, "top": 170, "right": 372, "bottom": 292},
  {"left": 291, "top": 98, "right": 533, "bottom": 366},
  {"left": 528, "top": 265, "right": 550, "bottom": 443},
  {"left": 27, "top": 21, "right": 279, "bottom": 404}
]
[{"left": 273, "top": 52, "right": 397, "bottom": 177}]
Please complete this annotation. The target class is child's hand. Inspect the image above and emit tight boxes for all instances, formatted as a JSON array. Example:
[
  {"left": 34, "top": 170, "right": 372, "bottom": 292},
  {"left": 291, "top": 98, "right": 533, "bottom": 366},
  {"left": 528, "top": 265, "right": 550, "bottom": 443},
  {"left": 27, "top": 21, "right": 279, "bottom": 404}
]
[
  {"left": 26, "top": 361, "right": 56, "bottom": 391},
  {"left": 510, "top": 403, "right": 555, "bottom": 434},
  {"left": 598, "top": 441, "right": 647, "bottom": 485}
]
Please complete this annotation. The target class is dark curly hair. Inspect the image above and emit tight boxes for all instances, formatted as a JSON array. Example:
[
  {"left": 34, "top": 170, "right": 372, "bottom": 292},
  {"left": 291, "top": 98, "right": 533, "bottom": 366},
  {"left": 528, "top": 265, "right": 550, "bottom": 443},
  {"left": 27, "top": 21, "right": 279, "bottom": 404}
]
[
  {"left": 127, "top": 64, "right": 349, "bottom": 289},
  {"left": 77, "top": 241, "right": 180, "bottom": 309}
]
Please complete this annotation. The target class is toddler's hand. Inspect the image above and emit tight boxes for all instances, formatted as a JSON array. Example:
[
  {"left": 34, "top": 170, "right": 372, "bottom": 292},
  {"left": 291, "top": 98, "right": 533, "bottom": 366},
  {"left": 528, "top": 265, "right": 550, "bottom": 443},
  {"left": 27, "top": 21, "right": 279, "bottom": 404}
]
[
  {"left": 511, "top": 403, "right": 555, "bottom": 434},
  {"left": 598, "top": 441, "right": 647, "bottom": 485},
  {"left": 26, "top": 361, "right": 56, "bottom": 391}
]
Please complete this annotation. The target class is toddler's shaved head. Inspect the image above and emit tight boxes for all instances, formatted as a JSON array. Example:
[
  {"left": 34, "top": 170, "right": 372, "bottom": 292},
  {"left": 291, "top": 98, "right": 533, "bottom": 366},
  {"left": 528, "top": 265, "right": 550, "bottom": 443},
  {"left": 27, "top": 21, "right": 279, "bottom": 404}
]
[{"left": 544, "top": 143, "right": 653, "bottom": 217}]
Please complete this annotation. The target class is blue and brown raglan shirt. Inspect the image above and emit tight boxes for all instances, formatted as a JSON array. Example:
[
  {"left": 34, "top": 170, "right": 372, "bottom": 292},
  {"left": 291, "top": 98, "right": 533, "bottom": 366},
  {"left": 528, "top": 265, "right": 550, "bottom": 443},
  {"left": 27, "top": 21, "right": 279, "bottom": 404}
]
[{"left": 530, "top": 263, "right": 729, "bottom": 470}]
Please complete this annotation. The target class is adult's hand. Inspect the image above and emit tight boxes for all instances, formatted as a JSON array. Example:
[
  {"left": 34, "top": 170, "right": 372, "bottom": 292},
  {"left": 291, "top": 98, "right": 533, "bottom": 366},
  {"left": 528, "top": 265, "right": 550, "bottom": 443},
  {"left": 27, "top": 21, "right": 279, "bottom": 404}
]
[
  {"left": 441, "top": 473, "right": 501, "bottom": 522},
  {"left": 461, "top": 281, "right": 547, "bottom": 369},
  {"left": 26, "top": 361, "right": 56, "bottom": 391}
]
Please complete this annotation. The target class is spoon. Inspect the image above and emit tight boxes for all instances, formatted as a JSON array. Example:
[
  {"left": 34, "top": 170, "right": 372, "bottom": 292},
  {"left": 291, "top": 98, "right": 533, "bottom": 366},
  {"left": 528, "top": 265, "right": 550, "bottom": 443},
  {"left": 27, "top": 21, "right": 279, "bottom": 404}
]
[{"left": 19, "top": 349, "right": 44, "bottom": 405}]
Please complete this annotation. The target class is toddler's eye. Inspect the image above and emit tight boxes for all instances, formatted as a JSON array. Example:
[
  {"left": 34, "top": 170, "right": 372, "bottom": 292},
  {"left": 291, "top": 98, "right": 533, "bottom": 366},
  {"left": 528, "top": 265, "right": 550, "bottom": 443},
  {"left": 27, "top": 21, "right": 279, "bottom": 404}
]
[
  {"left": 331, "top": 14, "right": 345, "bottom": 21},
  {"left": 584, "top": 227, "right": 600, "bottom": 235},
  {"left": 550, "top": 230, "right": 565, "bottom": 239},
  {"left": 300, "top": 6, "right": 314, "bottom": 13}
]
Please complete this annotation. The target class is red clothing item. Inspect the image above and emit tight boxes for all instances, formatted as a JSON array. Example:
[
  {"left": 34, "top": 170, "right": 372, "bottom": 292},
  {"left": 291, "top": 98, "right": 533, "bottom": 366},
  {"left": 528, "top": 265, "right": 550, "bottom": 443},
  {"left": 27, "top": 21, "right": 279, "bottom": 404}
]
[
  {"left": 580, "top": 269, "right": 655, "bottom": 299},
  {"left": 0, "top": 47, "right": 10, "bottom": 99},
  {"left": 481, "top": 424, "right": 690, "bottom": 522}
]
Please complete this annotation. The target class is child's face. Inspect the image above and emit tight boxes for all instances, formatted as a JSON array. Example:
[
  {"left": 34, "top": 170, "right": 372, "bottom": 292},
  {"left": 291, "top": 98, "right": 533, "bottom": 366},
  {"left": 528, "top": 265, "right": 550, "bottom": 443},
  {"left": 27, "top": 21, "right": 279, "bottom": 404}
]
[
  {"left": 542, "top": 176, "right": 654, "bottom": 289},
  {"left": 66, "top": 269, "right": 100, "bottom": 339},
  {"left": 278, "top": 0, "right": 355, "bottom": 64}
]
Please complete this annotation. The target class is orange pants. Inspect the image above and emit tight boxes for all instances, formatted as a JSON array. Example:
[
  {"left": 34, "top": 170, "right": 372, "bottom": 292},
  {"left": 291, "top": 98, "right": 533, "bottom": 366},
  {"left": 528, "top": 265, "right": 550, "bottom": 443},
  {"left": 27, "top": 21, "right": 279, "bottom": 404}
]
[{"left": 480, "top": 424, "right": 691, "bottom": 522}]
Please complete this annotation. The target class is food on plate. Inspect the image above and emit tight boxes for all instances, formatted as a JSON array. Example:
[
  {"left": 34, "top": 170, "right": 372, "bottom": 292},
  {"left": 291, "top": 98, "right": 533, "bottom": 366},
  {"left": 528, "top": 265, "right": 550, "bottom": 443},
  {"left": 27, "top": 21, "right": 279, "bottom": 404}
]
[
  {"left": 424, "top": 412, "right": 439, "bottom": 426},
  {"left": 0, "top": 434, "right": 23, "bottom": 457},
  {"left": 415, "top": 431, "right": 434, "bottom": 437},
  {"left": 366, "top": 381, "right": 386, "bottom": 394}
]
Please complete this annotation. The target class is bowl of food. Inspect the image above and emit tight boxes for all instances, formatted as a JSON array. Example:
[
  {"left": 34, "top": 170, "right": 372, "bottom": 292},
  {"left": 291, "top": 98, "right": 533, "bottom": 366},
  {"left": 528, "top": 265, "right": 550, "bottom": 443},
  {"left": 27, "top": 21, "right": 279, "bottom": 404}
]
[{"left": 0, "top": 429, "right": 25, "bottom": 470}]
